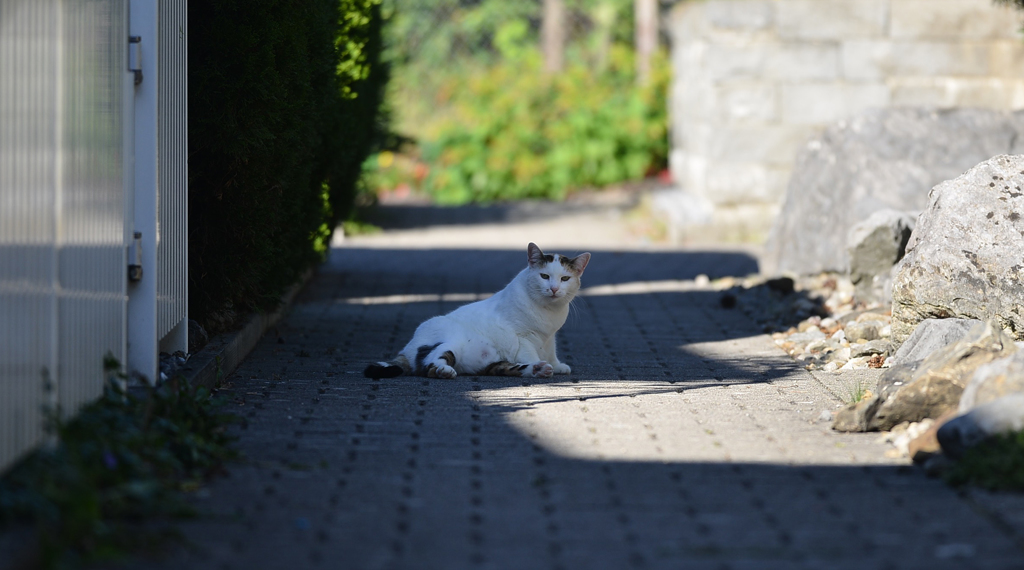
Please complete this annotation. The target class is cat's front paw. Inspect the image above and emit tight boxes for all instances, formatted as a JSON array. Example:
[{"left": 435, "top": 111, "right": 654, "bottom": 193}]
[
  {"left": 527, "top": 361, "right": 554, "bottom": 378},
  {"left": 425, "top": 363, "right": 457, "bottom": 379},
  {"left": 552, "top": 362, "right": 571, "bottom": 374}
]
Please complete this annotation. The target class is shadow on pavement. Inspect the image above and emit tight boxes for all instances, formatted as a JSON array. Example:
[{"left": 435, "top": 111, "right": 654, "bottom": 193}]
[
  {"left": 135, "top": 243, "right": 1024, "bottom": 570},
  {"left": 358, "top": 200, "right": 637, "bottom": 230}
]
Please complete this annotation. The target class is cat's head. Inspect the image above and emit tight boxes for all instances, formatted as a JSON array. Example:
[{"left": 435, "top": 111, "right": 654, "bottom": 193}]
[{"left": 526, "top": 243, "right": 591, "bottom": 303}]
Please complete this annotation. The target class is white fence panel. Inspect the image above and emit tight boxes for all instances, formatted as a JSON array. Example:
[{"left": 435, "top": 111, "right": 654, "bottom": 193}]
[
  {"left": 156, "top": 0, "right": 187, "bottom": 351},
  {"left": 0, "top": 0, "right": 130, "bottom": 471},
  {"left": 0, "top": 0, "right": 187, "bottom": 473}
]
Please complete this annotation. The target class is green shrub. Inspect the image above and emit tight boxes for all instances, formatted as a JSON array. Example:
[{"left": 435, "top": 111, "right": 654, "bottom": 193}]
[
  {"left": 943, "top": 430, "right": 1024, "bottom": 491},
  {"left": 417, "top": 45, "right": 668, "bottom": 204},
  {"left": 368, "top": 0, "right": 669, "bottom": 205},
  {"left": 0, "top": 375, "right": 237, "bottom": 568},
  {"left": 188, "top": 0, "right": 386, "bottom": 331}
]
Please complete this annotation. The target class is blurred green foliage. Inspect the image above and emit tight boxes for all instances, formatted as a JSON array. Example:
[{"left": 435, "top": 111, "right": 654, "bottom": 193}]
[
  {"left": 188, "top": 0, "right": 387, "bottom": 330},
  {"left": 422, "top": 46, "right": 668, "bottom": 203},
  {"left": 368, "top": 0, "right": 668, "bottom": 204}
]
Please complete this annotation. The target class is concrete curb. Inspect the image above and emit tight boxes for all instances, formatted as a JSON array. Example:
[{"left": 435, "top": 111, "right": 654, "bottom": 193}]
[{"left": 182, "top": 269, "right": 314, "bottom": 390}]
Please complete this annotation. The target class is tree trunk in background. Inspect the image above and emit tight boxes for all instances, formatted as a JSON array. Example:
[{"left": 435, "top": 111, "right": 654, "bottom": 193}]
[
  {"left": 635, "top": 0, "right": 657, "bottom": 85},
  {"left": 542, "top": 0, "right": 565, "bottom": 73}
]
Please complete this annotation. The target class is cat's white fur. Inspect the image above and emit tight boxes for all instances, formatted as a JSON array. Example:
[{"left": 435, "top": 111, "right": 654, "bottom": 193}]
[{"left": 390, "top": 243, "right": 589, "bottom": 379}]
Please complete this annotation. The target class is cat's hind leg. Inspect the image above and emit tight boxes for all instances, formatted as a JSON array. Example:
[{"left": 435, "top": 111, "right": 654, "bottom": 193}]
[
  {"left": 415, "top": 342, "right": 459, "bottom": 379},
  {"left": 363, "top": 354, "right": 411, "bottom": 378},
  {"left": 479, "top": 360, "right": 554, "bottom": 379}
]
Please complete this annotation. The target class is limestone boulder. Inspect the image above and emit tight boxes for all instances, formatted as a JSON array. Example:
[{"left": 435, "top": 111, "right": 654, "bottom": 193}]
[
  {"left": 764, "top": 108, "right": 1024, "bottom": 276},
  {"left": 890, "top": 318, "right": 981, "bottom": 366},
  {"left": 890, "top": 154, "right": 1024, "bottom": 348},
  {"left": 832, "top": 321, "right": 1017, "bottom": 431},
  {"left": 871, "top": 321, "right": 1017, "bottom": 430},
  {"left": 937, "top": 394, "right": 1024, "bottom": 459},
  {"left": 847, "top": 209, "right": 915, "bottom": 304},
  {"left": 959, "top": 350, "right": 1024, "bottom": 413}
]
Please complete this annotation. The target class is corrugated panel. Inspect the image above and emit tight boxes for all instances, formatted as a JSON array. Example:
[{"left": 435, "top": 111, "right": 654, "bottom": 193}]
[
  {"left": 0, "top": 0, "right": 127, "bottom": 472},
  {"left": 156, "top": 0, "right": 186, "bottom": 340}
]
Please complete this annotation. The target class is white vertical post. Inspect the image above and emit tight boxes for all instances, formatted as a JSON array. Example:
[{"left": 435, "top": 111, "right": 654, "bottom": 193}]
[
  {"left": 122, "top": 0, "right": 136, "bottom": 377},
  {"left": 128, "top": 0, "right": 159, "bottom": 383}
]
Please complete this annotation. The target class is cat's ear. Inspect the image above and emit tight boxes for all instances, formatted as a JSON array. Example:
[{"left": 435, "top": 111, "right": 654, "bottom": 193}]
[
  {"left": 570, "top": 252, "right": 591, "bottom": 275},
  {"left": 528, "top": 243, "right": 545, "bottom": 267}
]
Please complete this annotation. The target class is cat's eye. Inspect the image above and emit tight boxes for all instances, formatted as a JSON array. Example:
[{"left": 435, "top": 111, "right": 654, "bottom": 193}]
[
  {"left": 560, "top": 276, "right": 570, "bottom": 282},
  {"left": 540, "top": 273, "right": 549, "bottom": 279}
]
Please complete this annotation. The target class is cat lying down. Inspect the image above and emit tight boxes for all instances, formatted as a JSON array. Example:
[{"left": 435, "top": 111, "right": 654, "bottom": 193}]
[{"left": 364, "top": 243, "right": 590, "bottom": 379}]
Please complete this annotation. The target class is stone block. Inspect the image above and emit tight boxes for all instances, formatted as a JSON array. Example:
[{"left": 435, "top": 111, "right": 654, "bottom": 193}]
[
  {"left": 707, "top": 124, "right": 820, "bottom": 164},
  {"left": 841, "top": 40, "right": 892, "bottom": 81},
  {"left": 775, "top": 0, "right": 888, "bottom": 40},
  {"left": 702, "top": 43, "right": 840, "bottom": 82},
  {"left": 988, "top": 41, "right": 1024, "bottom": 79},
  {"left": 669, "top": 151, "right": 710, "bottom": 196},
  {"left": 704, "top": 0, "right": 774, "bottom": 31},
  {"left": 667, "top": 1, "right": 708, "bottom": 44},
  {"left": 889, "top": 78, "right": 956, "bottom": 108},
  {"left": 715, "top": 83, "right": 779, "bottom": 123},
  {"left": 948, "top": 78, "right": 1018, "bottom": 109},
  {"left": 706, "top": 202, "right": 779, "bottom": 243},
  {"left": 781, "top": 83, "right": 890, "bottom": 125},
  {"left": 705, "top": 162, "right": 788, "bottom": 205},
  {"left": 672, "top": 81, "right": 716, "bottom": 123},
  {"left": 889, "top": 41, "right": 992, "bottom": 77},
  {"left": 701, "top": 43, "right": 768, "bottom": 81},
  {"left": 763, "top": 44, "right": 841, "bottom": 81},
  {"left": 704, "top": 162, "right": 766, "bottom": 204},
  {"left": 673, "top": 124, "right": 713, "bottom": 157},
  {"left": 890, "top": 0, "right": 1019, "bottom": 40}
]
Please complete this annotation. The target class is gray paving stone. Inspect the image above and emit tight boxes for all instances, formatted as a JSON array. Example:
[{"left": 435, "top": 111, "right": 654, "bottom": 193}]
[{"left": 130, "top": 224, "right": 1024, "bottom": 569}]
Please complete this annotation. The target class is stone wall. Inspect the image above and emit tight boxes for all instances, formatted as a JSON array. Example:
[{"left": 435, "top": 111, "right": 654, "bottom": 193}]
[{"left": 667, "top": 0, "right": 1024, "bottom": 242}]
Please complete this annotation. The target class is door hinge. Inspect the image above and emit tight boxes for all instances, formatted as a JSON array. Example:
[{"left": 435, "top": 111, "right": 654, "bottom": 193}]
[
  {"left": 128, "top": 231, "right": 143, "bottom": 282},
  {"left": 129, "top": 36, "right": 143, "bottom": 85}
]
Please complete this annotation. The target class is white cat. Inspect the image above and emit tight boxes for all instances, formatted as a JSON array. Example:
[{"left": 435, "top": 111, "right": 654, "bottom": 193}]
[{"left": 364, "top": 243, "right": 590, "bottom": 379}]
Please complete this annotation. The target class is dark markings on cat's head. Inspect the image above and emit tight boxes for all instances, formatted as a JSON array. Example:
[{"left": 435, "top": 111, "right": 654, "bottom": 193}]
[
  {"left": 528, "top": 242, "right": 551, "bottom": 268},
  {"left": 529, "top": 243, "right": 591, "bottom": 276}
]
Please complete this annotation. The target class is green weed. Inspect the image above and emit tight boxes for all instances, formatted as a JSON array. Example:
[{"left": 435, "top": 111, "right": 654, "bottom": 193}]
[
  {"left": 0, "top": 371, "right": 237, "bottom": 568},
  {"left": 843, "top": 380, "right": 871, "bottom": 405}
]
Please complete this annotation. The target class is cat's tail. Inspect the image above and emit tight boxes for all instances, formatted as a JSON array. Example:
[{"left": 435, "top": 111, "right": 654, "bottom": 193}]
[{"left": 363, "top": 355, "right": 412, "bottom": 378}]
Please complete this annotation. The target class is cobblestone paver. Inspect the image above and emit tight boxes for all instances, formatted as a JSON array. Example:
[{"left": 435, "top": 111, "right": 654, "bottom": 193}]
[{"left": 150, "top": 224, "right": 1024, "bottom": 569}]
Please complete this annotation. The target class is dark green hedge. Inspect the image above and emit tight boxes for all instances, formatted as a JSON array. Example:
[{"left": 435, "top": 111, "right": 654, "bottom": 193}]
[{"left": 188, "top": 0, "right": 386, "bottom": 331}]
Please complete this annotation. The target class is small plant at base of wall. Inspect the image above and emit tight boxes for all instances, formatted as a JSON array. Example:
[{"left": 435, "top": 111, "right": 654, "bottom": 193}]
[{"left": 0, "top": 361, "right": 238, "bottom": 568}]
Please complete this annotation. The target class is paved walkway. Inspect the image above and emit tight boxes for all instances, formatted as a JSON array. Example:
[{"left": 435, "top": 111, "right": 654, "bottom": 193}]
[{"left": 153, "top": 202, "right": 1023, "bottom": 570}]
